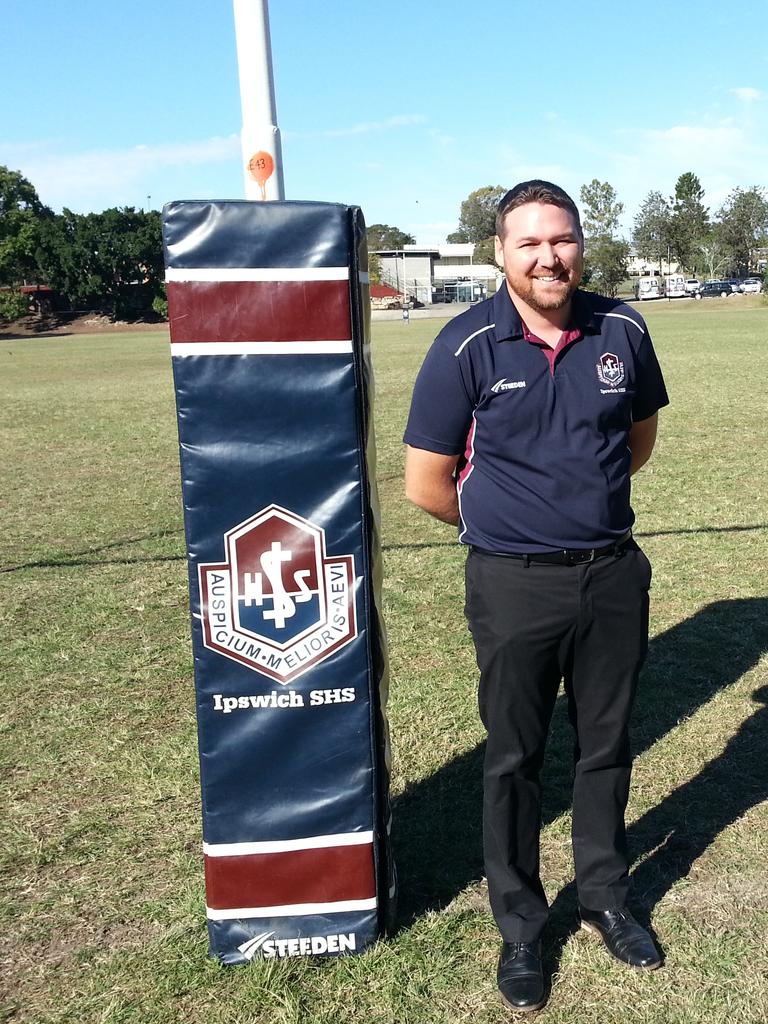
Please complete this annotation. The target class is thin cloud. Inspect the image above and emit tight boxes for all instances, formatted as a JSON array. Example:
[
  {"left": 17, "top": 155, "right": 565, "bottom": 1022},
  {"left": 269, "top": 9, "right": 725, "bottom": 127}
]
[
  {"left": 429, "top": 129, "right": 456, "bottom": 147},
  {"left": 285, "top": 114, "right": 428, "bottom": 140},
  {"left": 731, "top": 87, "right": 763, "bottom": 103},
  {"left": 501, "top": 161, "right": 571, "bottom": 187},
  {"left": 636, "top": 120, "right": 768, "bottom": 194},
  {"left": 600, "top": 113, "right": 768, "bottom": 231},
  {"left": 0, "top": 135, "right": 241, "bottom": 210},
  {"left": 409, "top": 221, "right": 461, "bottom": 246},
  {"left": 495, "top": 145, "right": 570, "bottom": 187},
  {"left": 643, "top": 121, "right": 744, "bottom": 157},
  {"left": 413, "top": 220, "right": 457, "bottom": 232}
]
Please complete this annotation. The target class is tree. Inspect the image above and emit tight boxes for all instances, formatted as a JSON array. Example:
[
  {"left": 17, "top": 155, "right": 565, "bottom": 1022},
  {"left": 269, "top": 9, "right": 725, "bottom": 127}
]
[
  {"left": 696, "top": 231, "right": 732, "bottom": 280},
  {"left": 472, "top": 237, "right": 497, "bottom": 267},
  {"left": 38, "top": 207, "right": 164, "bottom": 317},
  {"left": 367, "top": 251, "right": 382, "bottom": 284},
  {"left": 449, "top": 185, "right": 507, "bottom": 244},
  {"left": 633, "top": 191, "right": 674, "bottom": 271},
  {"left": 579, "top": 179, "right": 623, "bottom": 239},
  {"left": 365, "top": 224, "right": 415, "bottom": 251},
  {"left": 0, "top": 166, "right": 52, "bottom": 286},
  {"left": 669, "top": 172, "right": 709, "bottom": 273},
  {"left": 716, "top": 186, "right": 768, "bottom": 276},
  {"left": 0, "top": 289, "right": 29, "bottom": 323},
  {"left": 582, "top": 238, "right": 630, "bottom": 298},
  {"left": 579, "top": 180, "right": 628, "bottom": 297}
]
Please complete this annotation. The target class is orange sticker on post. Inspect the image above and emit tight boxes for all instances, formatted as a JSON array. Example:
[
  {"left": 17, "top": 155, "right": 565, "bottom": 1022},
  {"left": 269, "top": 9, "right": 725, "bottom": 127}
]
[{"left": 247, "top": 151, "right": 275, "bottom": 200}]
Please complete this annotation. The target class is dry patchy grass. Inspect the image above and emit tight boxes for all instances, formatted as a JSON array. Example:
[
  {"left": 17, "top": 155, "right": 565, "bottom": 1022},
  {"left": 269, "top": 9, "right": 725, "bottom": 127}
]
[{"left": 1, "top": 303, "right": 767, "bottom": 1022}]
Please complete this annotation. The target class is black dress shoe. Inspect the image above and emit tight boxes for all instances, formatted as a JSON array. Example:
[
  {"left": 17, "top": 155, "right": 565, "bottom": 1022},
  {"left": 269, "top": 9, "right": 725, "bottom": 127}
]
[
  {"left": 579, "top": 906, "right": 663, "bottom": 970},
  {"left": 497, "top": 941, "right": 547, "bottom": 1012}
]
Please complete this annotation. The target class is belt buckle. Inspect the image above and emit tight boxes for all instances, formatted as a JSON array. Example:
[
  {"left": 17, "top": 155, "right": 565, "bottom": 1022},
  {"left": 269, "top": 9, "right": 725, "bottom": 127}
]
[{"left": 565, "top": 548, "right": 595, "bottom": 565}]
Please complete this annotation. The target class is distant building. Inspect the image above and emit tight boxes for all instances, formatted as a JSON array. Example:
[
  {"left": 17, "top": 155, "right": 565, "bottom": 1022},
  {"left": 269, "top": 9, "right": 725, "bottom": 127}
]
[
  {"left": 0, "top": 283, "right": 57, "bottom": 313},
  {"left": 626, "top": 251, "right": 680, "bottom": 276},
  {"left": 374, "top": 243, "right": 504, "bottom": 305}
]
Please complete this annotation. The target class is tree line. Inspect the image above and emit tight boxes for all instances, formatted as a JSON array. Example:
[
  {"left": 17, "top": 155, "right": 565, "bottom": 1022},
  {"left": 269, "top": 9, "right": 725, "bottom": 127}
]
[
  {"left": 0, "top": 165, "right": 164, "bottom": 321},
  {"left": 3, "top": 163, "right": 766, "bottom": 322},
  {"left": 0, "top": 163, "right": 413, "bottom": 318},
  {"left": 445, "top": 176, "right": 768, "bottom": 297}
]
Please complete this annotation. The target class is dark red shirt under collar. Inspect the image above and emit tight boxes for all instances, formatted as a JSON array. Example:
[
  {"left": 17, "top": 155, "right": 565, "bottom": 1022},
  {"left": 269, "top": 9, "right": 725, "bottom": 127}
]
[{"left": 522, "top": 321, "right": 582, "bottom": 374}]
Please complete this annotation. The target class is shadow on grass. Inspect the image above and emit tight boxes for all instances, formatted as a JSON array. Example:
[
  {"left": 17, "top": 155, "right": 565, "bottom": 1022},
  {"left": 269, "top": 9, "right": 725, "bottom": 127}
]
[
  {"left": 0, "top": 311, "right": 166, "bottom": 340},
  {"left": 392, "top": 597, "right": 768, "bottom": 942},
  {"left": 382, "top": 524, "right": 768, "bottom": 555},
  {"left": 0, "top": 528, "right": 184, "bottom": 573},
  {"left": 382, "top": 541, "right": 458, "bottom": 553},
  {"left": 4, "top": 523, "right": 765, "bottom": 573},
  {"left": 638, "top": 523, "right": 768, "bottom": 539}
]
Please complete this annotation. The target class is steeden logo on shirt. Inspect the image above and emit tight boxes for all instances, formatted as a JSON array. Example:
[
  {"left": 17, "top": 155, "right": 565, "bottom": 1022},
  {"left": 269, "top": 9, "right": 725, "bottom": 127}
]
[{"left": 491, "top": 378, "right": 527, "bottom": 394}]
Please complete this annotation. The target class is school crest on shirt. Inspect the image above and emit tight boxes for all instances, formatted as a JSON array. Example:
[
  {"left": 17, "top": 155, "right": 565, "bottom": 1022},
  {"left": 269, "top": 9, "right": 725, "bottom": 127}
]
[{"left": 596, "top": 352, "right": 625, "bottom": 388}]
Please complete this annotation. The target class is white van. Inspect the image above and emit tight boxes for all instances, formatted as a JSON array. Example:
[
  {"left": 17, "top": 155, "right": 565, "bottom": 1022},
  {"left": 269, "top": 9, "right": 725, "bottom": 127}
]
[
  {"left": 636, "top": 276, "right": 664, "bottom": 300},
  {"left": 665, "top": 274, "right": 687, "bottom": 298}
]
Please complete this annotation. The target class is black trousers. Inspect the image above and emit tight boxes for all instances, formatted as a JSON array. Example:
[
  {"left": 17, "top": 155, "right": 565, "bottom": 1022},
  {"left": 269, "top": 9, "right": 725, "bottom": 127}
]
[{"left": 464, "top": 543, "right": 651, "bottom": 942}]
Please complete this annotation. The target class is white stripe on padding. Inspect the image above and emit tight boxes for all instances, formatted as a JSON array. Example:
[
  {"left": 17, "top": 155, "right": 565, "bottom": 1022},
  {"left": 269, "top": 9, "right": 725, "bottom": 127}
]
[
  {"left": 165, "top": 267, "right": 350, "bottom": 282},
  {"left": 206, "top": 897, "right": 378, "bottom": 920},
  {"left": 594, "top": 311, "right": 644, "bottom": 333},
  {"left": 171, "top": 341, "right": 353, "bottom": 356},
  {"left": 454, "top": 323, "right": 496, "bottom": 357},
  {"left": 204, "top": 830, "right": 374, "bottom": 856}
]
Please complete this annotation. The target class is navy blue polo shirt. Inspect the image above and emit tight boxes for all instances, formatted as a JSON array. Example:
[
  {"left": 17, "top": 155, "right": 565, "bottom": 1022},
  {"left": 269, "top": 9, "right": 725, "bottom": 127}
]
[{"left": 403, "top": 285, "right": 669, "bottom": 553}]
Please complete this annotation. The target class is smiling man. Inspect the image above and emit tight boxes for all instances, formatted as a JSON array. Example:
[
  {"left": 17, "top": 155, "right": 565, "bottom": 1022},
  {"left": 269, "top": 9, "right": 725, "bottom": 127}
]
[{"left": 403, "top": 181, "right": 669, "bottom": 1013}]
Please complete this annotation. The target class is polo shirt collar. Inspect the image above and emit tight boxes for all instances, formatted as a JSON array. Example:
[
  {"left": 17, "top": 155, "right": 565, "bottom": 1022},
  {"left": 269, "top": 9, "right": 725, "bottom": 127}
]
[{"left": 491, "top": 282, "right": 602, "bottom": 341}]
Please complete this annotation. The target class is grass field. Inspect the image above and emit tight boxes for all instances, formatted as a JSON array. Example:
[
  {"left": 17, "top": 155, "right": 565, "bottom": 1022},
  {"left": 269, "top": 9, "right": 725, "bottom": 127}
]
[{"left": 1, "top": 298, "right": 767, "bottom": 1023}]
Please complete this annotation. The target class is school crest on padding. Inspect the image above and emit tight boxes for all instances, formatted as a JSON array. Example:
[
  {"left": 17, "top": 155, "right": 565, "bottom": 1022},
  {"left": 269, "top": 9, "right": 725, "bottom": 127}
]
[{"left": 198, "top": 505, "right": 356, "bottom": 682}]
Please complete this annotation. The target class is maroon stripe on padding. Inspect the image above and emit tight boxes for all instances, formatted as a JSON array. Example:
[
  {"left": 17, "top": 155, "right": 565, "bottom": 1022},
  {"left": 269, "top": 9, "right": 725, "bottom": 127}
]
[
  {"left": 166, "top": 280, "right": 351, "bottom": 343},
  {"left": 204, "top": 843, "right": 375, "bottom": 910}
]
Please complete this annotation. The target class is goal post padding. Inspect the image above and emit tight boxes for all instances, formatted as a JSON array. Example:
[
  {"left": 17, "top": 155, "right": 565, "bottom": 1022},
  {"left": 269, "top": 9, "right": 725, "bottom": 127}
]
[{"left": 162, "top": 201, "right": 394, "bottom": 963}]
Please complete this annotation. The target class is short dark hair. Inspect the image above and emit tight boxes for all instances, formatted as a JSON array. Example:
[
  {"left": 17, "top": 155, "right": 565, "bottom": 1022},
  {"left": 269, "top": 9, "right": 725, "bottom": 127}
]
[{"left": 495, "top": 180, "right": 582, "bottom": 238}]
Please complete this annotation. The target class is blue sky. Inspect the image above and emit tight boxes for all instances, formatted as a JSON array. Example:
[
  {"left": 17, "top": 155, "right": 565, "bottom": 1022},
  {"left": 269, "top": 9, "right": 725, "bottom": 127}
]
[{"left": 4, "top": 0, "right": 767, "bottom": 244}]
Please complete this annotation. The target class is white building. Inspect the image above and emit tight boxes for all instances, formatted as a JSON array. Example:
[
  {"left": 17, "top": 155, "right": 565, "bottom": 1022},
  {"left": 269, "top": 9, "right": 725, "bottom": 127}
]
[
  {"left": 375, "top": 243, "right": 504, "bottom": 305},
  {"left": 626, "top": 251, "right": 680, "bottom": 276}
]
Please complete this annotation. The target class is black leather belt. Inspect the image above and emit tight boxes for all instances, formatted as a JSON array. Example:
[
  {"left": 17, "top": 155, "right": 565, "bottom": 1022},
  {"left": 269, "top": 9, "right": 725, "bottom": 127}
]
[{"left": 471, "top": 531, "right": 633, "bottom": 566}]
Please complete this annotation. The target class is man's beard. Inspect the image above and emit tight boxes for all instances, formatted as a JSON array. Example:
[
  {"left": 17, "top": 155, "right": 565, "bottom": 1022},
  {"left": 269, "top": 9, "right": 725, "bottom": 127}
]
[{"left": 508, "top": 273, "right": 579, "bottom": 312}]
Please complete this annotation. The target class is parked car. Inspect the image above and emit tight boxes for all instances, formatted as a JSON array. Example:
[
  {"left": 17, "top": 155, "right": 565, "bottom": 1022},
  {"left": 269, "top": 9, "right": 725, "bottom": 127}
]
[
  {"left": 740, "top": 277, "right": 763, "bottom": 294},
  {"left": 724, "top": 278, "right": 743, "bottom": 293},
  {"left": 684, "top": 278, "right": 701, "bottom": 294},
  {"left": 694, "top": 281, "right": 734, "bottom": 299}
]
